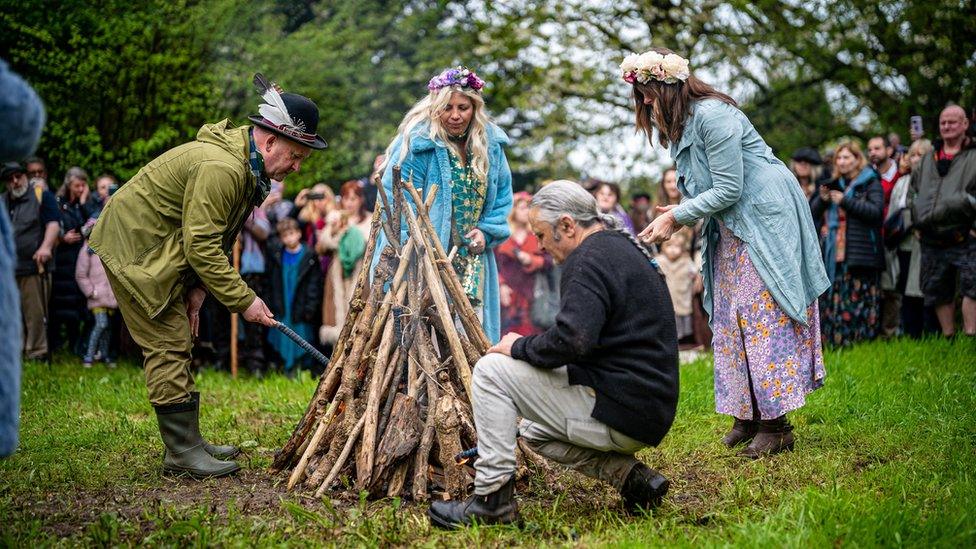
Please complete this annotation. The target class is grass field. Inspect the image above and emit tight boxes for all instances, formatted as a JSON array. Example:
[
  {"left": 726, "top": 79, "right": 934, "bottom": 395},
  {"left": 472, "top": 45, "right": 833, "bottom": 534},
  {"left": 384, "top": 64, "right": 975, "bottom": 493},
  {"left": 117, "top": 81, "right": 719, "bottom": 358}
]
[{"left": 1, "top": 337, "right": 974, "bottom": 547}]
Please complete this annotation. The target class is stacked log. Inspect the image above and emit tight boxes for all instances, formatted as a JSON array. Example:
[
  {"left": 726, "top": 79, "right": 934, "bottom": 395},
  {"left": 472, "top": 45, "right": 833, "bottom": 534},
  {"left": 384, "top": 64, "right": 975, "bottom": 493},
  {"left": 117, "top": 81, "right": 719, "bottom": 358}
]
[{"left": 272, "top": 167, "right": 489, "bottom": 501}]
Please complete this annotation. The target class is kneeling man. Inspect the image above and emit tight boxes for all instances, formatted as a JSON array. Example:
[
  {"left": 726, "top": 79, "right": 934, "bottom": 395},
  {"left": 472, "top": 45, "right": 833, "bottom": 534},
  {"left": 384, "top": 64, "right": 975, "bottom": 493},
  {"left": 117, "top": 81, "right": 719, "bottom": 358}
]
[{"left": 429, "top": 180, "right": 680, "bottom": 529}]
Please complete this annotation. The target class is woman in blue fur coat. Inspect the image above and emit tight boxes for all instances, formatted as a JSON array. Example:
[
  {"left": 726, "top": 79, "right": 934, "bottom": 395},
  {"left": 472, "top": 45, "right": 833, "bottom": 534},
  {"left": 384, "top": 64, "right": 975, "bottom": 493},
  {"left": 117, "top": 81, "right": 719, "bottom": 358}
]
[{"left": 374, "top": 66, "right": 513, "bottom": 343}]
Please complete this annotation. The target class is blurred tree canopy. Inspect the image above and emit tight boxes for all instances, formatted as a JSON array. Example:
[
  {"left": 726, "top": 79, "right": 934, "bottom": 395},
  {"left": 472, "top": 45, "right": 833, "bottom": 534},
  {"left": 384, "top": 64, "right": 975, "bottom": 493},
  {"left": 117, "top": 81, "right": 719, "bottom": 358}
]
[
  {"left": 214, "top": 0, "right": 493, "bottom": 194},
  {"left": 1, "top": 0, "right": 972, "bottom": 192},
  {"left": 469, "top": 0, "right": 975, "bottom": 169},
  {"left": 0, "top": 0, "right": 241, "bottom": 182}
]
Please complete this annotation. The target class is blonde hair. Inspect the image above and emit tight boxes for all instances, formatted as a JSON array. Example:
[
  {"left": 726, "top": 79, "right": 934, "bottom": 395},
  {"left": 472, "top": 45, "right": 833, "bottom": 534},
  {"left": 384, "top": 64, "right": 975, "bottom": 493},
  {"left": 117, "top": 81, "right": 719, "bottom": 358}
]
[
  {"left": 833, "top": 141, "right": 868, "bottom": 176},
  {"left": 507, "top": 192, "right": 532, "bottom": 230},
  {"left": 298, "top": 183, "right": 335, "bottom": 224},
  {"left": 670, "top": 227, "right": 693, "bottom": 250},
  {"left": 908, "top": 138, "right": 933, "bottom": 158},
  {"left": 380, "top": 86, "right": 492, "bottom": 183}
]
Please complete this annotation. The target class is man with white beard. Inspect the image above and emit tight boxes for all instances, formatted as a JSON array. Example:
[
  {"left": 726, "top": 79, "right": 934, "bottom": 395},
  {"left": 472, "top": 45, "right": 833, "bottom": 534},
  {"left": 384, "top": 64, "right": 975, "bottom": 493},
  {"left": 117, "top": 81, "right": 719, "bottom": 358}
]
[{"left": 1, "top": 162, "right": 60, "bottom": 361}]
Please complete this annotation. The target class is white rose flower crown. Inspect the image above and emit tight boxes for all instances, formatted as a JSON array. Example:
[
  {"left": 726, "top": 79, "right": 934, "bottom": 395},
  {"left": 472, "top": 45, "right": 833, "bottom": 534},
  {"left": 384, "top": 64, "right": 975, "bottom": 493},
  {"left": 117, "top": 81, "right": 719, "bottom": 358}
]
[{"left": 620, "top": 51, "right": 691, "bottom": 85}]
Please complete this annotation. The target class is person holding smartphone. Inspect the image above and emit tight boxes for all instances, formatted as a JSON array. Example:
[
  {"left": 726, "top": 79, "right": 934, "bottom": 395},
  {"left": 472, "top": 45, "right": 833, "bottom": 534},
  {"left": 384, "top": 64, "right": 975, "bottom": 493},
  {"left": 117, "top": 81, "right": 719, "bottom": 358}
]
[{"left": 810, "top": 141, "right": 885, "bottom": 346}]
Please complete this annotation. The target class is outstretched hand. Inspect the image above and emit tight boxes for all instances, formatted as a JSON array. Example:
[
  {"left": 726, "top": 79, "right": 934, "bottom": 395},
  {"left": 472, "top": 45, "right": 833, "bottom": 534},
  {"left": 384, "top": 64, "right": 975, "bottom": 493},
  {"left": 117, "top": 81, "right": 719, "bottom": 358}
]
[{"left": 639, "top": 205, "right": 682, "bottom": 244}]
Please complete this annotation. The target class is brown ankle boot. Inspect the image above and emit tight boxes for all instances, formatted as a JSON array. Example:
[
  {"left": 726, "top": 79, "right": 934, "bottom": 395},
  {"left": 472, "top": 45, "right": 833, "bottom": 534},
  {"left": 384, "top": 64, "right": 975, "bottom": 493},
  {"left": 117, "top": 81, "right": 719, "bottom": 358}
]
[
  {"left": 738, "top": 415, "right": 794, "bottom": 459},
  {"left": 721, "top": 417, "right": 758, "bottom": 448}
]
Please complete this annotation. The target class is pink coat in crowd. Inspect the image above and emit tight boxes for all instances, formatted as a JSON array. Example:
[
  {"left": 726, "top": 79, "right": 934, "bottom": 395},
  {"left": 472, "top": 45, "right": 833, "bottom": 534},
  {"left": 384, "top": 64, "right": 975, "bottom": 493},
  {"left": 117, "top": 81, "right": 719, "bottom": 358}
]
[{"left": 75, "top": 245, "right": 118, "bottom": 309}]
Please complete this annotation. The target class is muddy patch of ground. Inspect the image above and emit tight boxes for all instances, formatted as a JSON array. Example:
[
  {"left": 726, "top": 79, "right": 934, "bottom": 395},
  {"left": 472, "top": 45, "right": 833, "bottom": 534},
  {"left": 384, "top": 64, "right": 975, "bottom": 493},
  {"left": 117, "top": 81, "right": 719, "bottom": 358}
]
[
  {"left": 10, "top": 458, "right": 733, "bottom": 539},
  {"left": 12, "top": 469, "right": 296, "bottom": 538}
]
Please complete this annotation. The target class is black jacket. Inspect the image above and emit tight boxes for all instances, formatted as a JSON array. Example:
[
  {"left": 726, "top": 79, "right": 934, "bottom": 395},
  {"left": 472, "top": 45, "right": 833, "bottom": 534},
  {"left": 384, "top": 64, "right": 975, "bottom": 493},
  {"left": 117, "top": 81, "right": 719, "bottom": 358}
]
[
  {"left": 512, "top": 230, "right": 679, "bottom": 446},
  {"left": 811, "top": 170, "right": 885, "bottom": 271},
  {"left": 50, "top": 197, "right": 90, "bottom": 313},
  {"left": 266, "top": 243, "right": 323, "bottom": 325}
]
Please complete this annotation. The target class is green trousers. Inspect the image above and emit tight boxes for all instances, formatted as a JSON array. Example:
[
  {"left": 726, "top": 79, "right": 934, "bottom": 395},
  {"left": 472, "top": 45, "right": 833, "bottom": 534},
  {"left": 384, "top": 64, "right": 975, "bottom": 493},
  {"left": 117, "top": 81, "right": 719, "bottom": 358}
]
[{"left": 105, "top": 269, "right": 195, "bottom": 406}]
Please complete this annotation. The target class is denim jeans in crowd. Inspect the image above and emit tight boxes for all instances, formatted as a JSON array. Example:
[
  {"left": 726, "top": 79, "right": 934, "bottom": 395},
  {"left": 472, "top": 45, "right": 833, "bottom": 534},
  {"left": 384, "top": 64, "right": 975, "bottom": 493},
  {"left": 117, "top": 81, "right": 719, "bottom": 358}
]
[{"left": 84, "top": 309, "right": 115, "bottom": 363}]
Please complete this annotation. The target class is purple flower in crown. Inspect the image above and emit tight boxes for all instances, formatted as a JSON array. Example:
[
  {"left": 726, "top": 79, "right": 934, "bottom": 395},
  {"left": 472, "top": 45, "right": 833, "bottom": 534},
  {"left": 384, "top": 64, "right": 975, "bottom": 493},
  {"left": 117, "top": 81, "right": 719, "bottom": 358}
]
[{"left": 428, "top": 66, "right": 485, "bottom": 92}]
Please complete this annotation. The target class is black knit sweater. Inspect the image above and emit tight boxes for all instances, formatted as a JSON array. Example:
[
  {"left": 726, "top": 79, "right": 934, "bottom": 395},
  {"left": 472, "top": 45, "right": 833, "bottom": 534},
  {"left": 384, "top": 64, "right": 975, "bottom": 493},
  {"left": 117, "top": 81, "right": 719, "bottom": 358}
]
[{"left": 511, "top": 230, "right": 679, "bottom": 445}]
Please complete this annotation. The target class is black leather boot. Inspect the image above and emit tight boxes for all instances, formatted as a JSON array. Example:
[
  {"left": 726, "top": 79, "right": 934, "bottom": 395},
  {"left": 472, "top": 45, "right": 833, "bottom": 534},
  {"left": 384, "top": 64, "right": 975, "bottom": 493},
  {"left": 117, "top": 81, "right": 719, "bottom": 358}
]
[
  {"left": 619, "top": 462, "right": 670, "bottom": 514},
  {"left": 428, "top": 475, "right": 518, "bottom": 529},
  {"left": 155, "top": 399, "right": 240, "bottom": 479},
  {"left": 190, "top": 392, "right": 240, "bottom": 460},
  {"left": 738, "top": 415, "right": 795, "bottom": 459},
  {"left": 722, "top": 417, "right": 759, "bottom": 448}
]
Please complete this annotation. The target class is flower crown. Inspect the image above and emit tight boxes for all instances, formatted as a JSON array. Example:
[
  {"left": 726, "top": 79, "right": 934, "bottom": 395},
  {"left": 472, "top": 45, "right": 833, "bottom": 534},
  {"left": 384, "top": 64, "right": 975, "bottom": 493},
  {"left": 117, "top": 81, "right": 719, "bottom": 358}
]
[
  {"left": 427, "top": 66, "right": 485, "bottom": 92},
  {"left": 620, "top": 51, "right": 691, "bottom": 85}
]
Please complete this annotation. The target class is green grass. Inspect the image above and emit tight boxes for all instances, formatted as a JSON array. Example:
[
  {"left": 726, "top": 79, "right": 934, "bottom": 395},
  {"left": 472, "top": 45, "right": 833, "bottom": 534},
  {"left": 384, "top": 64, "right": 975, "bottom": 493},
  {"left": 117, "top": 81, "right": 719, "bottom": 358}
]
[{"left": 2, "top": 337, "right": 975, "bottom": 547}]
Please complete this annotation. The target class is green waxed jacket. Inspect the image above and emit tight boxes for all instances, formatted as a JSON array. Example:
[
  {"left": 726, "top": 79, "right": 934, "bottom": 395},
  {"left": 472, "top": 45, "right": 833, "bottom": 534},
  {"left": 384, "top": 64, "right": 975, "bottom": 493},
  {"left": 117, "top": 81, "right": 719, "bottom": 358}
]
[{"left": 90, "top": 119, "right": 259, "bottom": 319}]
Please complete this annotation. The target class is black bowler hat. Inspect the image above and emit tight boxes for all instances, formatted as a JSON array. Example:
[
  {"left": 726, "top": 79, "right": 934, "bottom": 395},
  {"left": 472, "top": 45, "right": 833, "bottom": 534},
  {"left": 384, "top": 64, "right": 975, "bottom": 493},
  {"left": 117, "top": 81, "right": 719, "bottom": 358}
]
[
  {"left": 791, "top": 146, "right": 823, "bottom": 165},
  {"left": 248, "top": 74, "right": 327, "bottom": 150},
  {"left": 1, "top": 162, "right": 25, "bottom": 180}
]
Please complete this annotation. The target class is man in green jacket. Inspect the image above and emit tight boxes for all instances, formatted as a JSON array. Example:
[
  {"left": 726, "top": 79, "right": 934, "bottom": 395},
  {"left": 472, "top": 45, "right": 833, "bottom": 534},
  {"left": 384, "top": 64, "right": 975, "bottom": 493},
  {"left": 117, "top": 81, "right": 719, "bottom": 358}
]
[{"left": 90, "top": 75, "right": 327, "bottom": 478}]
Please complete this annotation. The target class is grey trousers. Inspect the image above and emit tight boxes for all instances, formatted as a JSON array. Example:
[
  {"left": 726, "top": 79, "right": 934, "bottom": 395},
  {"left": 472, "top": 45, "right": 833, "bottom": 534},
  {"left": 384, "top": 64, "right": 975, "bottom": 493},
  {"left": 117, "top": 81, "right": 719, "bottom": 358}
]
[{"left": 472, "top": 353, "right": 647, "bottom": 495}]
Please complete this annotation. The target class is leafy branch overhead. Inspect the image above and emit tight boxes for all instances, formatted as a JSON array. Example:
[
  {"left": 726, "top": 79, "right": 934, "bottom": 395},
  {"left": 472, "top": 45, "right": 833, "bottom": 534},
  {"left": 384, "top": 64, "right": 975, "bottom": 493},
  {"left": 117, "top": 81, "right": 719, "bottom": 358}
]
[{"left": 1, "top": 0, "right": 971, "bottom": 189}]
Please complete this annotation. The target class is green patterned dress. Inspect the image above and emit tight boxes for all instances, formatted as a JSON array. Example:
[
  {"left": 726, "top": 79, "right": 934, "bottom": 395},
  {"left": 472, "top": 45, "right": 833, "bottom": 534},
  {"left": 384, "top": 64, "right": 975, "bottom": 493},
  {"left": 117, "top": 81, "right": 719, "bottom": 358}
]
[{"left": 448, "top": 148, "right": 487, "bottom": 306}]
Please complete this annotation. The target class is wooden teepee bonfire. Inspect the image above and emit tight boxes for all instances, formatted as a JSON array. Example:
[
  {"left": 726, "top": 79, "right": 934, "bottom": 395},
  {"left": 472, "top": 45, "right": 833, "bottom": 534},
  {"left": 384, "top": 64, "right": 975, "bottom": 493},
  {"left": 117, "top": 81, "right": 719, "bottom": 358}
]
[{"left": 271, "top": 166, "right": 491, "bottom": 501}]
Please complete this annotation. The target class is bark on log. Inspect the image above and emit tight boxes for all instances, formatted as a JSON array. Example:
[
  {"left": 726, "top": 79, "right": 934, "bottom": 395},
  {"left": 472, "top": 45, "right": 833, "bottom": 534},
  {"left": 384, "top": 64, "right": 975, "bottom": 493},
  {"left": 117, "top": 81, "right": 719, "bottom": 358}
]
[
  {"left": 315, "top": 410, "right": 368, "bottom": 498},
  {"left": 370, "top": 393, "right": 422, "bottom": 493},
  {"left": 272, "top": 210, "right": 383, "bottom": 471},
  {"left": 433, "top": 394, "right": 468, "bottom": 499},
  {"left": 411, "top": 377, "right": 439, "bottom": 502},
  {"left": 403, "top": 181, "right": 491, "bottom": 354},
  {"left": 403, "top": 204, "right": 472, "bottom": 400},
  {"left": 357, "top": 318, "right": 399, "bottom": 488}
]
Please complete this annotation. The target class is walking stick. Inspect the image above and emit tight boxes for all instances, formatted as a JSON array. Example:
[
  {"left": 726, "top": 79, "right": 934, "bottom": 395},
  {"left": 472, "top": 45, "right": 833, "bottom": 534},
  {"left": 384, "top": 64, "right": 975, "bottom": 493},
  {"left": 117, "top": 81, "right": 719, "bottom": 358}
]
[
  {"left": 231, "top": 239, "right": 241, "bottom": 378},
  {"left": 273, "top": 321, "right": 330, "bottom": 369}
]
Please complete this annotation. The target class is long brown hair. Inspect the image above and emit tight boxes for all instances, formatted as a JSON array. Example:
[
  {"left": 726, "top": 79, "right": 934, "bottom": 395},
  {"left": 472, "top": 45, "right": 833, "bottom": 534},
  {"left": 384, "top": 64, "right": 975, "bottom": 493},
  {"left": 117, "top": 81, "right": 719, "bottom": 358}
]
[
  {"left": 632, "top": 47, "right": 737, "bottom": 148},
  {"left": 655, "top": 167, "right": 680, "bottom": 208}
]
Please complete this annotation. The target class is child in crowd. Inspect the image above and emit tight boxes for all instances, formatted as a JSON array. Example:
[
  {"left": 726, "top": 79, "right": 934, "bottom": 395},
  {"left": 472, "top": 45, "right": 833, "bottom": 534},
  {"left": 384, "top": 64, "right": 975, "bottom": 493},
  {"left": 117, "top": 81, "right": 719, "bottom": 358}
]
[
  {"left": 266, "top": 217, "right": 324, "bottom": 376},
  {"left": 75, "top": 224, "right": 118, "bottom": 367},
  {"left": 655, "top": 229, "right": 697, "bottom": 341}
]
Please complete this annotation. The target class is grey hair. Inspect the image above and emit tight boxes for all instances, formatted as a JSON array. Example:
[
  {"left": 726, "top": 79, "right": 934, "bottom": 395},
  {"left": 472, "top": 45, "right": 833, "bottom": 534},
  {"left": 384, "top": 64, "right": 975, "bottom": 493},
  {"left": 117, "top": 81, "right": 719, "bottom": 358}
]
[
  {"left": 59, "top": 166, "right": 89, "bottom": 199},
  {"left": 532, "top": 180, "right": 654, "bottom": 261},
  {"left": 62, "top": 166, "right": 88, "bottom": 186},
  {"left": 531, "top": 180, "right": 604, "bottom": 231}
]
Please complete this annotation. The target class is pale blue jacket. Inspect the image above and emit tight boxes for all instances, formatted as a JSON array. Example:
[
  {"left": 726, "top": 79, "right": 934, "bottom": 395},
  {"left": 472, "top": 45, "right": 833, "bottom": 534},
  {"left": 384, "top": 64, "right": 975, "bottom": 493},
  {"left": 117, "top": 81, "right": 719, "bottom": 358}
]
[
  {"left": 0, "top": 202, "right": 20, "bottom": 457},
  {"left": 671, "top": 99, "right": 829, "bottom": 326},
  {"left": 373, "top": 122, "right": 513, "bottom": 343}
]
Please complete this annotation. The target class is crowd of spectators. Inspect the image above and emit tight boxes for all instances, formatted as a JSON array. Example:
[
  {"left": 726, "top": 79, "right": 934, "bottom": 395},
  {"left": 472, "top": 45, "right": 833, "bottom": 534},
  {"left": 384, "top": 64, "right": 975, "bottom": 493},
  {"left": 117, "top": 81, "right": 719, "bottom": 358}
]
[{"left": 4, "top": 104, "right": 974, "bottom": 377}]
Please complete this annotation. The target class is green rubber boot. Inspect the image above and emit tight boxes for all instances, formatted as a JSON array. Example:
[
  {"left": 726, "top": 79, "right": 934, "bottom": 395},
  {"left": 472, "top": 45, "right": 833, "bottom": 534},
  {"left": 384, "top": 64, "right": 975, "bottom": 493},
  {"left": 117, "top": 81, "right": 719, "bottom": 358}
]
[
  {"left": 155, "top": 399, "right": 240, "bottom": 479},
  {"left": 190, "top": 392, "right": 240, "bottom": 460}
]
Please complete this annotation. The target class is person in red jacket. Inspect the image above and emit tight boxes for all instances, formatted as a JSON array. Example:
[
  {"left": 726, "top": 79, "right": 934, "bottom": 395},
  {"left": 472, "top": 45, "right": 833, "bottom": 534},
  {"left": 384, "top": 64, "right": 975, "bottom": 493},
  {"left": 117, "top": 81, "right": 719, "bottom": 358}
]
[{"left": 495, "top": 192, "right": 550, "bottom": 335}]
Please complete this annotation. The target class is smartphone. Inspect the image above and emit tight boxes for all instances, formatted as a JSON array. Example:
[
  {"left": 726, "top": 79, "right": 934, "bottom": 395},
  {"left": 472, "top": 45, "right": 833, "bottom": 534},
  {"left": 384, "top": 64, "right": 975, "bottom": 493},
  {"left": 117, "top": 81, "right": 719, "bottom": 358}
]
[{"left": 910, "top": 115, "right": 923, "bottom": 136}]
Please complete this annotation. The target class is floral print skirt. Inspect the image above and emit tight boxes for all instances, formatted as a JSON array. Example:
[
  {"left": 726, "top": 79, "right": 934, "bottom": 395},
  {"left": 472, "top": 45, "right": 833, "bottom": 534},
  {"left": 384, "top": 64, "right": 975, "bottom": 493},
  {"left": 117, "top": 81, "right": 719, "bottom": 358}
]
[
  {"left": 711, "top": 223, "right": 826, "bottom": 420},
  {"left": 819, "top": 264, "right": 881, "bottom": 346}
]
